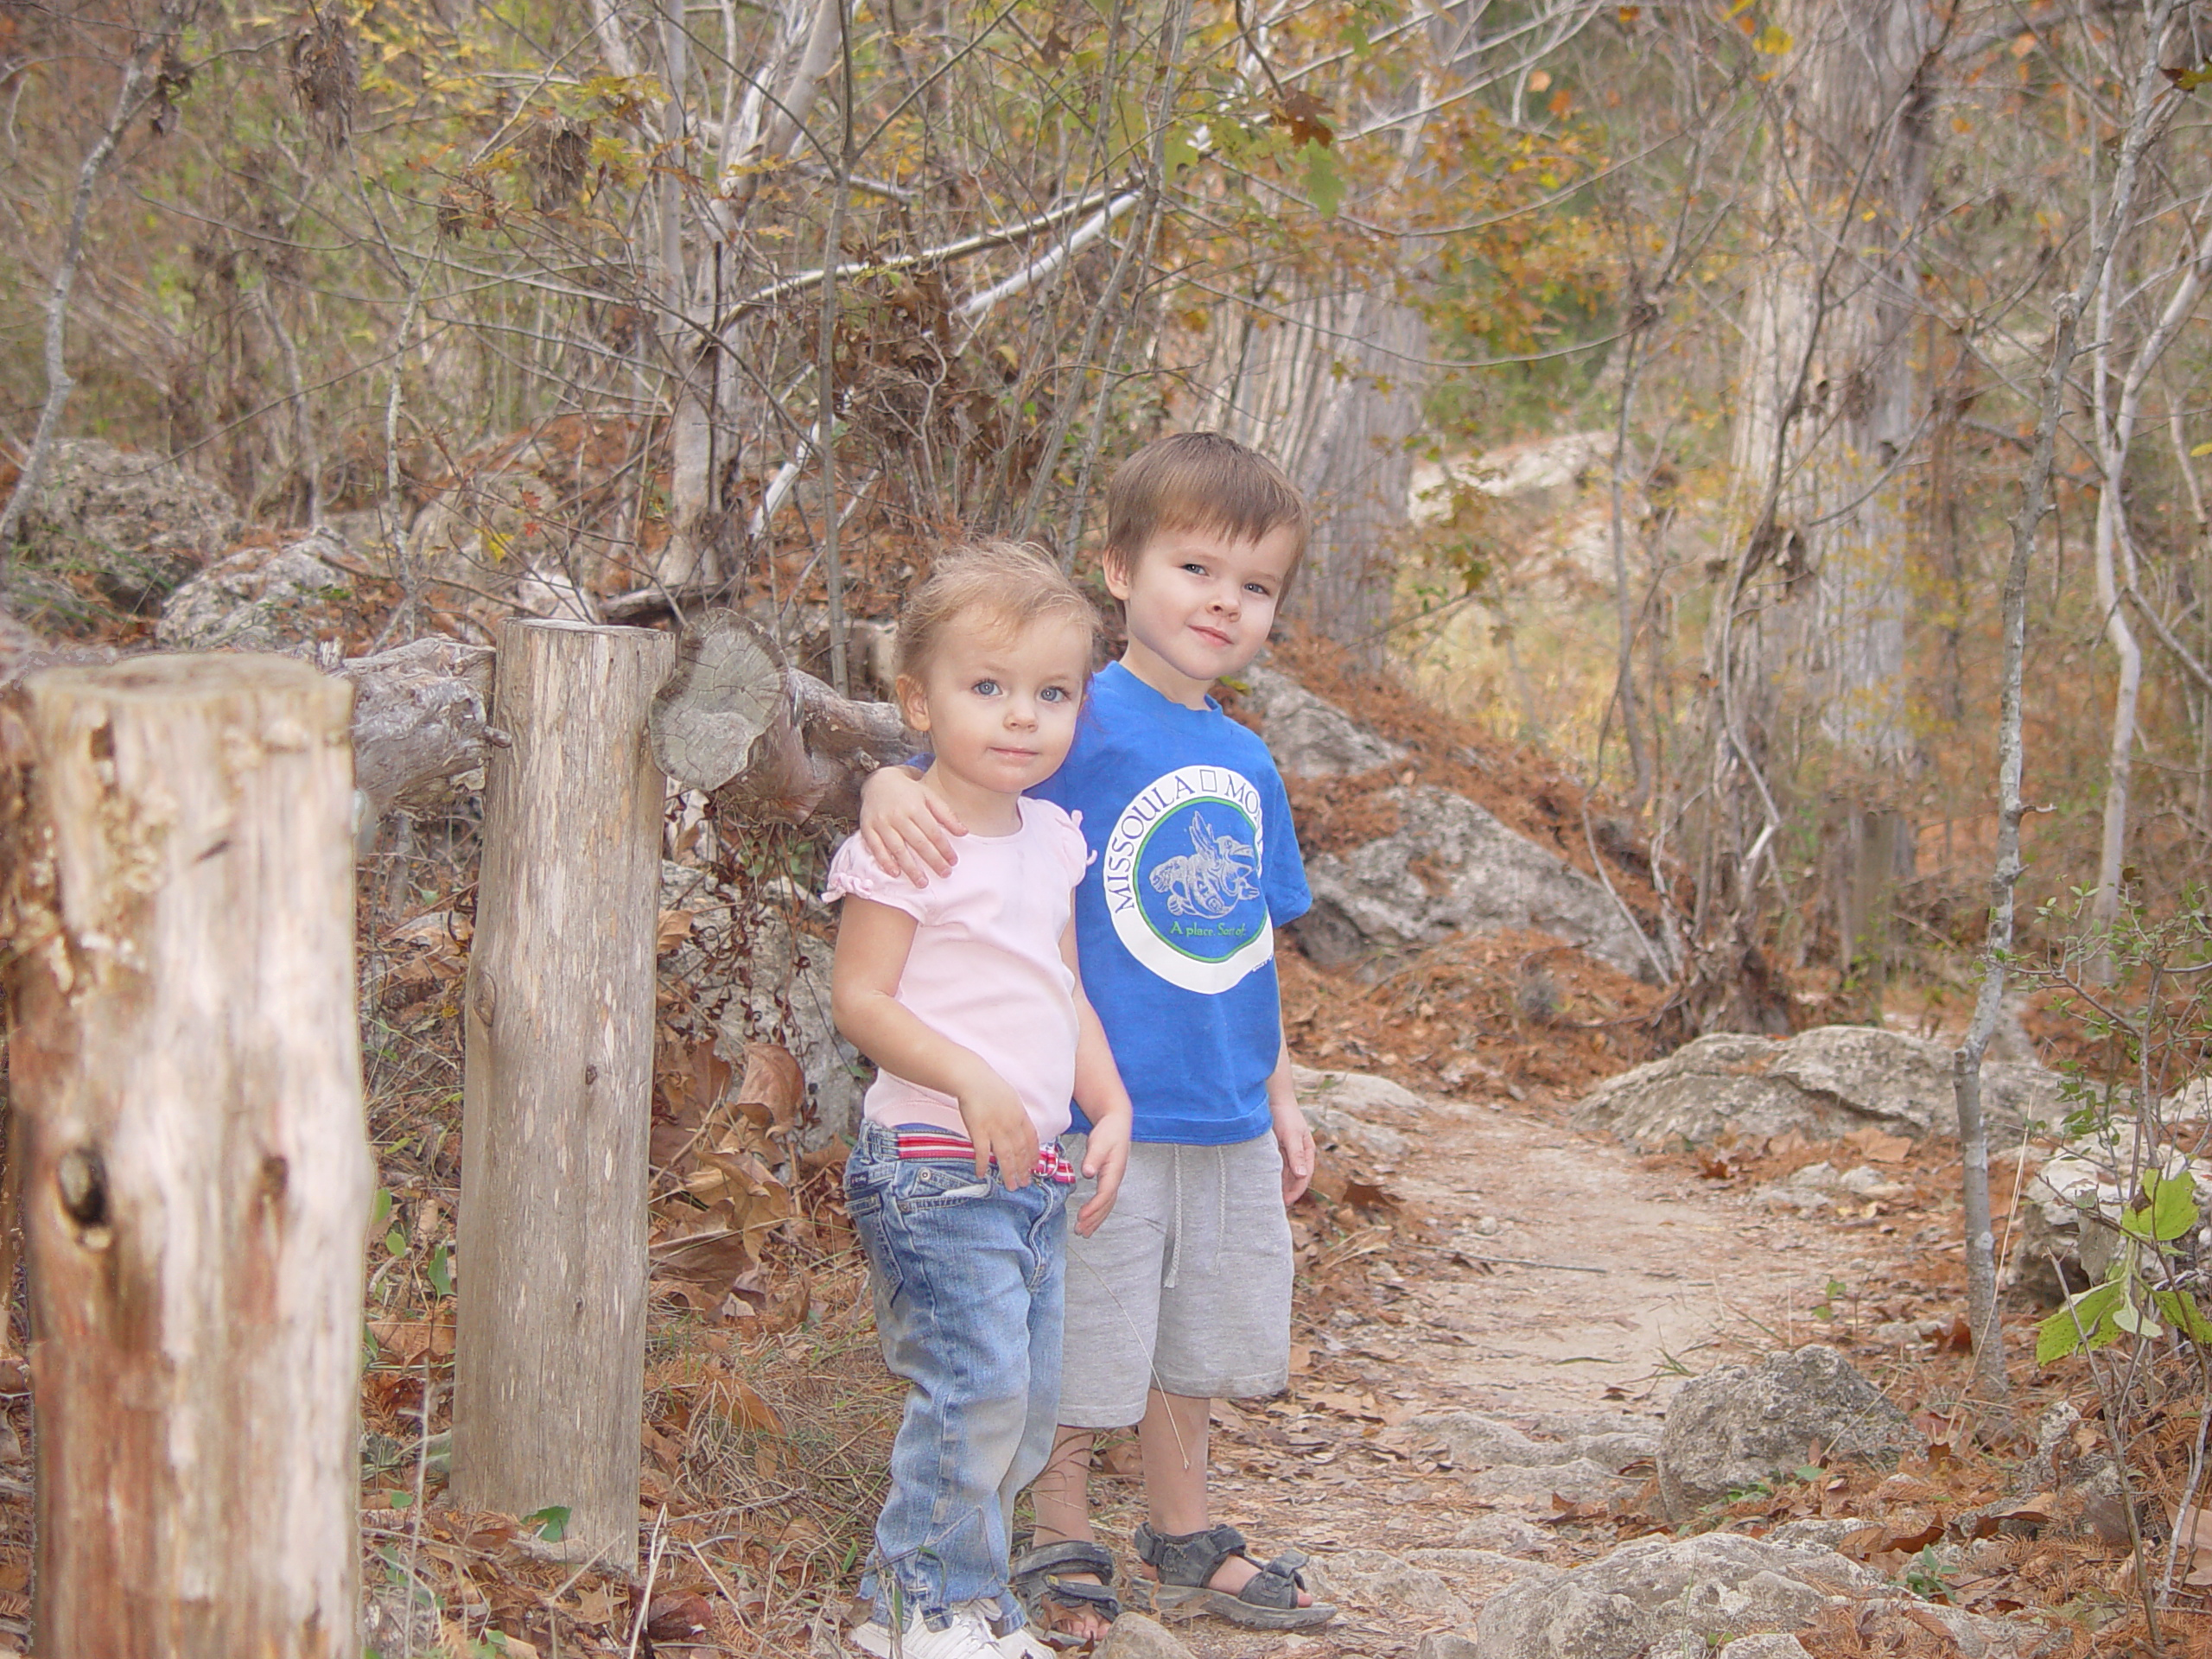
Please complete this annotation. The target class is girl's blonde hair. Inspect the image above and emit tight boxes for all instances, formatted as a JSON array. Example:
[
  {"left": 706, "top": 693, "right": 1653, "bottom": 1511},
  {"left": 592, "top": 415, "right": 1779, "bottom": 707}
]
[{"left": 894, "top": 540, "right": 1102, "bottom": 687}]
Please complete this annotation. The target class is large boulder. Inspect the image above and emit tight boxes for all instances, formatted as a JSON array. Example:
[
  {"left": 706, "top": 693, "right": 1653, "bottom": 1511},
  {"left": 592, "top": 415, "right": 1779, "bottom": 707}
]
[
  {"left": 1573, "top": 1026, "right": 2066, "bottom": 1151},
  {"left": 1297, "top": 785, "right": 1659, "bottom": 980},
  {"left": 156, "top": 529, "right": 352, "bottom": 652},
  {"left": 1239, "top": 664, "right": 1402, "bottom": 777},
  {"left": 14, "top": 438, "right": 241, "bottom": 615},
  {"left": 1656, "top": 1345, "right": 1919, "bottom": 1521},
  {"left": 2005, "top": 1122, "right": 2209, "bottom": 1304}
]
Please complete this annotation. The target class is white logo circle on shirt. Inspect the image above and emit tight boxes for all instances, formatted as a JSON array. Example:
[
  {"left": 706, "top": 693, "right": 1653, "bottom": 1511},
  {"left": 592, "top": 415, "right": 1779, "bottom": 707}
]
[{"left": 1101, "top": 764, "right": 1274, "bottom": 995}]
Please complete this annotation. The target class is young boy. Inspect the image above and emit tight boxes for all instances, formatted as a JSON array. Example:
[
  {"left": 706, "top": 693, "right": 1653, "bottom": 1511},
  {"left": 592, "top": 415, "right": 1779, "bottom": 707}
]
[{"left": 860, "top": 431, "right": 1334, "bottom": 1637}]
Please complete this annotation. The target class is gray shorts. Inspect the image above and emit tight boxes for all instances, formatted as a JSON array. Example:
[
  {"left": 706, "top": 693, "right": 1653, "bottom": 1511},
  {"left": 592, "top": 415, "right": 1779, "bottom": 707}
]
[{"left": 1056, "top": 1131, "right": 1294, "bottom": 1427}]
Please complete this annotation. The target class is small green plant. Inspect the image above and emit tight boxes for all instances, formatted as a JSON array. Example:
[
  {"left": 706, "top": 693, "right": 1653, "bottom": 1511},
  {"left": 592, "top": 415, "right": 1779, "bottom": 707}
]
[
  {"left": 2035, "top": 1166, "right": 2212, "bottom": 1363},
  {"left": 1902, "top": 1544, "right": 1954, "bottom": 1601}
]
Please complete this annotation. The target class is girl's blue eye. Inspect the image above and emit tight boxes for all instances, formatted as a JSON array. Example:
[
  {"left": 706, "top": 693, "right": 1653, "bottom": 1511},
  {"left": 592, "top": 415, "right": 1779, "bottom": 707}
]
[
  {"left": 1245, "top": 582, "right": 1274, "bottom": 597},
  {"left": 1182, "top": 563, "right": 1207, "bottom": 575},
  {"left": 1040, "top": 685, "right": 1070, "bottom": 703},
  {"left": 973, "top": 679, "right": 1001, "bottom": 696}
]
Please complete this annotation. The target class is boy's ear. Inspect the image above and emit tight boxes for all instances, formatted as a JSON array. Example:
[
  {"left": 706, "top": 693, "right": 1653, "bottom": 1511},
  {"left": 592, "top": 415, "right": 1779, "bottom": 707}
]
[
  {"left": 1101, "top": 547, "right": 1136, "bottom": 602},
  {"left": 894, "top": 674, "right": 931, "bottom": 733}
]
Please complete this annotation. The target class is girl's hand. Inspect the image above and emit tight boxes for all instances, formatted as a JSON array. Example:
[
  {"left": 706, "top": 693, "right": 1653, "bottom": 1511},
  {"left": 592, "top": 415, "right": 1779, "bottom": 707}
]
[
  {"left": 860, "top": 766, "right": 965, "bottom": 883},
  {"left": 956, "top": 1066, "right": 1039, "bottom": 1188},
  {"left": 1075, "top": 1109, "right": 1132, "bottom": 1236}
]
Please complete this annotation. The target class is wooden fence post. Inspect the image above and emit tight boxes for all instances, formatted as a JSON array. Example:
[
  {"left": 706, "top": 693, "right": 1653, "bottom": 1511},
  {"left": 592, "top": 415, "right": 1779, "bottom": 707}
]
[
  {"left": 453, "top": 619, "right": 674, "bottom": 1567},
  {"left": 5, "top": 654, "right": 369, "bottom": 1658}
]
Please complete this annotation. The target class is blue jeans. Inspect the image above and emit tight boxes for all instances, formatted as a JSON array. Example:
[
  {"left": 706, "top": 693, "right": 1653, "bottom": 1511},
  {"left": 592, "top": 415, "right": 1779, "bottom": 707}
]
[{"left": 845, "top": 1122, "right": 1068, "bottom": 1631}]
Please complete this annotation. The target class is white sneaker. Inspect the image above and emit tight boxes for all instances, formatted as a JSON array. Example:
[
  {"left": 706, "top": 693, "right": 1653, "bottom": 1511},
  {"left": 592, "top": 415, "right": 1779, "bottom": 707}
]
[{"left": 849, "top": 1608, "right": 1004, "bottom": 1659}]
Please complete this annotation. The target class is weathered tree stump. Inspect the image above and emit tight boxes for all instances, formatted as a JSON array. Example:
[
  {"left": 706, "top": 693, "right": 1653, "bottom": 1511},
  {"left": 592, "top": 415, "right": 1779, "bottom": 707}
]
[
  {"left": 4, "top": 653, "right": 370, "bottom": 1657},
  {"left": 650, "top": 607, "right": 916, "bottom": 823},
  {"left": 453, "top": 618, "right": 674, "bottom": 1567}
]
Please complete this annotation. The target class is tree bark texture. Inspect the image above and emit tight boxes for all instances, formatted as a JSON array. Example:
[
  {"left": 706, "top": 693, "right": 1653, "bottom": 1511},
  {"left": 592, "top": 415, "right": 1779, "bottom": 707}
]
[
  {"left": 1190, "top": 279, "right": 1427, "bottom": 658},
  {"left": 1730, "top": 0, "right": 1937, "bottom": 770},
  {"left": 453, "top": 618, "right": 675, "bottom": 1567},
  {"left": 650, "top": 607, "right": 913, "bottom": 824},
  {"left": 4, "top": 652, "right": 370, "bottom": 1657}
]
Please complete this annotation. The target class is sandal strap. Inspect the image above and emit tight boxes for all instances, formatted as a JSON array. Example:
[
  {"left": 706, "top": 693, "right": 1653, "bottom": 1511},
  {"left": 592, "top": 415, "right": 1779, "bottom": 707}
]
[
  {"left": 1134, "top": 1523, "right": 1251, "bottom": 1589},
  {"left": 1236, "top": 1554, "right": 1312, "bottom": 1611},
  {"left": 1012, "top": 1541, "right": 1117, "bottom": 1586},
  {"left": 1011, "top": 1540, "right": 1122, "bottom": 1624}
]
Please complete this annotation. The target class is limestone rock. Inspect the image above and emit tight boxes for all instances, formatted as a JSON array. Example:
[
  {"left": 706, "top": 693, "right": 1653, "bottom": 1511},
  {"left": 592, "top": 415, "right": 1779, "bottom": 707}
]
[
  {"left": 1468, "top": 1535, "right": 1881, "bottom": 1659},
  {"left": 156, "top": 529, "right": 352, "bottom": 652},
  {"left": 1715, "top": 1639, "right": 1810, "bottom": 1659},
  {"left": 1411, "top": 1409, "right": 1659, "bottom": 1474},
  {"left": 1656, "top": 1345, "right": 1919, "bottom": 1521},
  {"left": 1306, "top": 1550, "right": 1471, "bottom": 1625},
  {"left": 1298, "top": 785, "right": 1658, "bottom": 980},
  {"left": 2006, "top": 1124, "right": 2209, "bottom": 1304},
  {"left": 1239, "top": 664, "right": 1401, "bottom": 777},
  {"left": 1096, "top": 1614, "right": 1196, "bottom": 1659},
  {"left": 1464, "top": 1457, "right": 1637, "bottom": 1506},
  {"left": 1293, "top": 1066, "right": 1428, "bottom": 1128},
  {"left": 1414, "top": 1635, "right": 1481, "bottom": 1659},
  {"left": 1573, "top": 1026, "right": 2066, "bottom": 1151},
  {"left": 14, "top": 438, "right": 240, "bottom": 616}
]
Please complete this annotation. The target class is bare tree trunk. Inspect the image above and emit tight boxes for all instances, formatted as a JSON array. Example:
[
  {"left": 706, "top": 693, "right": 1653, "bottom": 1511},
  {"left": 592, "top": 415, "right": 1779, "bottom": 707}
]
[
  {"left": 1192, "top": 281, "right": 1427, "bottom": 657},
  {"left": 453, "top": 618, "right": 674, "bottom": 1567},
  {"left": 5, "top": 653, "right": 369, "bottom": 1656},
  {"left": 1728, "top": 0, "right": 1939, "bottom": 978}
]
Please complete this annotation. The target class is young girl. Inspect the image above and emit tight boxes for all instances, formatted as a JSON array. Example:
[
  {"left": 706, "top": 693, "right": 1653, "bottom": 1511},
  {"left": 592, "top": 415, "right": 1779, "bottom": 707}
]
[{"left": 827, "top": 542, "right": 1135, "bottom": 1659}]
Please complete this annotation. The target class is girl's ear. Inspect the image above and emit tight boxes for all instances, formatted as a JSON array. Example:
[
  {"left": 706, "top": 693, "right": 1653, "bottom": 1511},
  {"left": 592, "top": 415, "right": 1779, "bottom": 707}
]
[{"left": 895, "top": 674, "right": 931, "bottom": 733}]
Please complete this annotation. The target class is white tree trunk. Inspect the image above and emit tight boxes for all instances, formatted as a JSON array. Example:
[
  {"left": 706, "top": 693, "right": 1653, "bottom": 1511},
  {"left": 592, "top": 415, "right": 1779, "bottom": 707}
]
[
  {"left": 452, "top": 618, "right": 675, "bottom": 1567},
  {"left": 6, "top": 653, "right": 369, "bottom": 1656},
  {"left": 1191, "top": 280, "right": 1427, "bottom": 653}
]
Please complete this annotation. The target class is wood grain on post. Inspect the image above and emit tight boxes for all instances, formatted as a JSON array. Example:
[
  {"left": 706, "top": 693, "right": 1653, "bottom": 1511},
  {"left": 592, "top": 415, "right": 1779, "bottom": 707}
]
[
  {"left": 454, "top": 619, "right": 674, "bottom": 1567},
  {"left": 5, "top": 654, "right": 370, "bottom": 1658}
]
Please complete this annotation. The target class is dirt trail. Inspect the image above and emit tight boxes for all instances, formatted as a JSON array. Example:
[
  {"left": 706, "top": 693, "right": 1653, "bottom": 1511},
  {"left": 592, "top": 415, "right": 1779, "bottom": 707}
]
[{"left": 1084, "top": 1089, "right": 1930, "bottom": 1659}]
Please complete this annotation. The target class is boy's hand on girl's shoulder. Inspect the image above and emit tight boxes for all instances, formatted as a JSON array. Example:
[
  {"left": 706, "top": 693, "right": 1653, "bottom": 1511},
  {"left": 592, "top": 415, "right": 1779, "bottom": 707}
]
[
  {"left": 1270, "top": 1094, "right": 1315, "bottom": 1205},
  {"left": 859, "top": 765, "right": 965, "bottom": 884},
  {"left": 1074, "top": 1109, "right": 1133, "bottom": 1237}
]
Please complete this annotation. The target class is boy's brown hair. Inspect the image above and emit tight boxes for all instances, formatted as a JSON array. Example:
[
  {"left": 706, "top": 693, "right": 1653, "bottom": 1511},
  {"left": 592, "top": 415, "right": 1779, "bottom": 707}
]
[
  {"left": 894, "top": 539, "right": 1102, "bottom": 693},
  {"left": 1102, "top": 431, "right": 1310, "bottom": 589}
]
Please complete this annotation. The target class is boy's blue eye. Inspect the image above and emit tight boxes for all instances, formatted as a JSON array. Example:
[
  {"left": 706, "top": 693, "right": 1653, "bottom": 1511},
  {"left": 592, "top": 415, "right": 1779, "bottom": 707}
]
[
  {"left": 972, "top": 678, "right": 1001, "bottom": 696},
  {"left": 1039, "top": 685, "right": 1071, "bottom": 703},
  {"left": 1245, "top": 582, "right": 1274, "bottom": 597},
  {"left": 1181, "top": 562, "right": 1207, "bottom": 576}
]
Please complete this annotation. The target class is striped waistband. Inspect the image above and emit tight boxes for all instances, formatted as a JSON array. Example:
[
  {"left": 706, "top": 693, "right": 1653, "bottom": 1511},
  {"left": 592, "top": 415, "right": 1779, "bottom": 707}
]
[{"left": 893, "top": 1129, "right": 1077, "bottom": 1185}]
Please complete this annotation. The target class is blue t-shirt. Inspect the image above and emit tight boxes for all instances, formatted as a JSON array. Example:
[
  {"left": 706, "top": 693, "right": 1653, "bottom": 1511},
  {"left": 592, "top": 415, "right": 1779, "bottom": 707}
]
[{"left": 1032, "top": 662, "right": 1311, "bottom": 1146}]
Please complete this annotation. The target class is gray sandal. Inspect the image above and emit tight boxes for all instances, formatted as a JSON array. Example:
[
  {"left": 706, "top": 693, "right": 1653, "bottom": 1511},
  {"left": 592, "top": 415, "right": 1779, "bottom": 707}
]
[
  {"left": 1010, "top": 1539, "right": 1122, "bottom": 1640},
  {"left": 1131, "top": 1523, "right": 1335, "bottom": 1630}
]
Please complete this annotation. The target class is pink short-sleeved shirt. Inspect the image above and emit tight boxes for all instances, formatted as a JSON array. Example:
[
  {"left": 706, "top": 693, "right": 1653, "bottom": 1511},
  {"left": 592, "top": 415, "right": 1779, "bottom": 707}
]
[{"left": 823, "top": 797, "right": 1090, "bottom": 1143}]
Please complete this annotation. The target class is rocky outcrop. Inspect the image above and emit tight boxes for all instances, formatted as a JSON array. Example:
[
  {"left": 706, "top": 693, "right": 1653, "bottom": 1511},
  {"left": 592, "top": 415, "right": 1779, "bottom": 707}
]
[
  {"left": 15, "top": 438, "right": 241, "bottom": 615},
  {"left": 1573, "top": 1026, "right": 2066, "bottom": 1150},
  {"left": 1240, "top": 664, "right": 1401, "bottom": 777},
  {"left": 1297, "top": 786, "right": 1659, "bottom": 980},
  {"left": 1295, "top": 1065, "right": 1425, "bottom": 1160},
  {"left": 2005, "top": 1122, "right": 2209, "bottom": 1304},
  {"left": 1466, "top": 1532, "right": 2055, "bottom": 1659},
  {"left": 1307, "top": 1548, "right": 1555, "bottom": 1627},
  {"left": 1656, "top": 1345, "right": 1919, "bottom": 1521},
  {"left": 1468, "top": 1535, "right": 1880, "bottom": 1659},
  {"left": 157, "top": 529, "right": 352, "bottom": 652}
]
